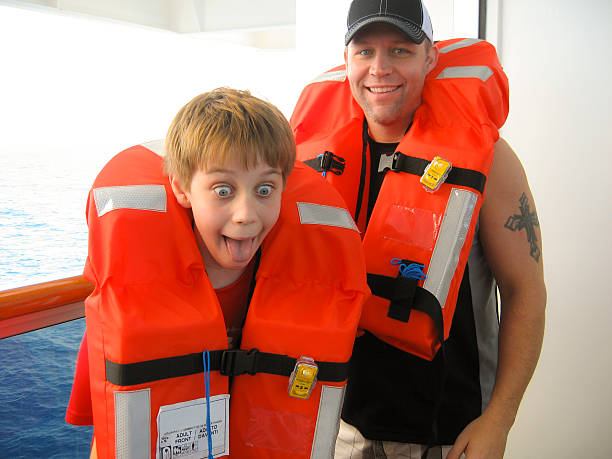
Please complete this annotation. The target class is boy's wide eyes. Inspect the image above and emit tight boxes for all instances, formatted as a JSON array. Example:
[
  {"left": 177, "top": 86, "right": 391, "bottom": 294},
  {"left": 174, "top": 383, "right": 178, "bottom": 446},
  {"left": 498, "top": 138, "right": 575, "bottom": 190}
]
[
  {"left": 256, "top": 184, "right": 273, "bottom": 196},
  {"left": 212, "top": 184, "right": 274, "bottom": 198},
  {"left": 213, "top": 185, "right": 232, "bottom": 197}
]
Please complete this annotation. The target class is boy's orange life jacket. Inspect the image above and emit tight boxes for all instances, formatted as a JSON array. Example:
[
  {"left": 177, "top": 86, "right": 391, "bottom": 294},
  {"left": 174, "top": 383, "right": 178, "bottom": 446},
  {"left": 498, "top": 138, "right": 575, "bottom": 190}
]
[
  {"left": 84, "top": 144, "right": 368, "bottom": 458},
  {"left": 291, "top": 38, "right": 509, "bottom": 360}
]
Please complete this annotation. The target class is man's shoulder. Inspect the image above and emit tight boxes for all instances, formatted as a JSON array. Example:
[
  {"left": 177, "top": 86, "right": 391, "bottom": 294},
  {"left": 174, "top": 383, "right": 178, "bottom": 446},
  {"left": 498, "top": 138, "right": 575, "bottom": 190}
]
[{"left": 486, "top": 138, "right": 528, "bottom": 198}]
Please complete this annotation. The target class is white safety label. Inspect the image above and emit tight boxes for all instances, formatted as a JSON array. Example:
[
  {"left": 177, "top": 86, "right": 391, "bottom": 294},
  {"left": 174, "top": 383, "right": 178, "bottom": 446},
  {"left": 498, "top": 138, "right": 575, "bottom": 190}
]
[{"left": 156, "top": 394, "right": 230, "bottom": 459}]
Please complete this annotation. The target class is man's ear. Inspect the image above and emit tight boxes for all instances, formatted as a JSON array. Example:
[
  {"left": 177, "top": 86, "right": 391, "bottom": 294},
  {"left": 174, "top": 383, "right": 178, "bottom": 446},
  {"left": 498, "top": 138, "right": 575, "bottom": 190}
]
[
  {"left": 169, "top": 174, "right": 192, "bottom": 209},
  {"left": 425, "top": 45, "right": 439, "bottom": 74}
]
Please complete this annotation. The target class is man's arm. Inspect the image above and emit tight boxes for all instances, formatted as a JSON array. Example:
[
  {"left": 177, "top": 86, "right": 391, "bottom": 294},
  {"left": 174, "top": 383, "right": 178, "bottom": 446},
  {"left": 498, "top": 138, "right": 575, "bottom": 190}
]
[{"left": 447, "top": 138, "right": 547, "bottom": 459}]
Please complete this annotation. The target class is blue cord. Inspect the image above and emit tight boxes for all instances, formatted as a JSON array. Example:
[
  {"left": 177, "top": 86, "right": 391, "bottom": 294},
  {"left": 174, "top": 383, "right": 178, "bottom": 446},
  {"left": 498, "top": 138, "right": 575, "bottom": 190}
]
[
  {"left": 317, "top": 153, "right": 327, "bottom": 177},
  {"left": 391, "top": 258, "right": 426, "bottom": 280},
  {"left": 203, "top": 350, "right": 213, "bottom": 459}
]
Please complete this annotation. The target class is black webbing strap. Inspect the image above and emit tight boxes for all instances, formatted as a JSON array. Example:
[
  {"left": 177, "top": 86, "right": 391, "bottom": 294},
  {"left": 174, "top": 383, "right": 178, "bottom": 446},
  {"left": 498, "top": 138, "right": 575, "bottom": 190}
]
[
  {"left": 105, "top": 348, "right": 349, "bottom": 387},
  {"left": 380, "top": 152, "right": 486, "bottom": 194},
  {"left": 366, "top": 273, "right": 444, "bottom": 345}
]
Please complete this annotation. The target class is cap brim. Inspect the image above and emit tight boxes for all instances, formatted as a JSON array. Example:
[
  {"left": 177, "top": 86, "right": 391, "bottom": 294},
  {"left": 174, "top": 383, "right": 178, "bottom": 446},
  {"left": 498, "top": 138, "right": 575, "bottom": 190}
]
[{"left": 345, "top": 17, "right": 426, "bottom": 46}]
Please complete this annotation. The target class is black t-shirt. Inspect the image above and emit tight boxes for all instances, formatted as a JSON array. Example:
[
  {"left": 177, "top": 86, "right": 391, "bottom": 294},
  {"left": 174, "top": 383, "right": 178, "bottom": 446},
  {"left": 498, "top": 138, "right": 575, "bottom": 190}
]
[{"left": 367, "top": 138, "right": 398, "bottom": 222}]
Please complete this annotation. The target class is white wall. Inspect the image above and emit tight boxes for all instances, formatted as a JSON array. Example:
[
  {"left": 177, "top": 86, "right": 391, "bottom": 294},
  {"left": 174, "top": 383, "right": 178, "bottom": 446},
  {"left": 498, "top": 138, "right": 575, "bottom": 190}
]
[
  {"left": 295, "top": 0, "right": 351, "bottom": 87},
  {"left": 493, "top": 1, "right": 612, "bottom": 457}
]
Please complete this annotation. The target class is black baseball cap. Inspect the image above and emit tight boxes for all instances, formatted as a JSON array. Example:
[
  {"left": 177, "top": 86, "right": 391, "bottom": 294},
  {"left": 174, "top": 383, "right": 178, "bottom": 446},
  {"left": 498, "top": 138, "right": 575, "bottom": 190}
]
[{"left": 345, "top": 0, "right": 434, "bottom": 45}]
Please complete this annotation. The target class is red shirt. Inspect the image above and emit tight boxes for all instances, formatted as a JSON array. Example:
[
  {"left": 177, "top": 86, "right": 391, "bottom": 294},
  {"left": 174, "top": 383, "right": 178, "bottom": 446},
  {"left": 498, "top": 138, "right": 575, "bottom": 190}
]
[{"left": 65, "top": 263, "right": 254, "bottom": 426}]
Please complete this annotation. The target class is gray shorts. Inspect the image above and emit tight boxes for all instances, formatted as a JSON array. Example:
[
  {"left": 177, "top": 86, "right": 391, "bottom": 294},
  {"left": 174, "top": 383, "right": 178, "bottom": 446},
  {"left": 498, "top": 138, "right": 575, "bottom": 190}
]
[{"left": 335, "top": 420, "right": 461, "bottom": 459}]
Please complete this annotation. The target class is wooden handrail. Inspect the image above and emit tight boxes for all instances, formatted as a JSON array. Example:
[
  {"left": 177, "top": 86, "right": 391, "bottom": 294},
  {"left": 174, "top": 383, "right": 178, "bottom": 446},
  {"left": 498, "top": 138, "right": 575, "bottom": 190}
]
[{"left": 0, "top": 275, "right": 94, "bottom": 320}]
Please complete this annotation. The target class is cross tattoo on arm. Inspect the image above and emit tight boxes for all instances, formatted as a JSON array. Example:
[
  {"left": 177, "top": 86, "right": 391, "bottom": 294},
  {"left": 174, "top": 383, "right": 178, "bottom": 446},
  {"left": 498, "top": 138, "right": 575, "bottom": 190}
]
[{"left": 504, "top": 192, "right": 541, "bottom": 262}]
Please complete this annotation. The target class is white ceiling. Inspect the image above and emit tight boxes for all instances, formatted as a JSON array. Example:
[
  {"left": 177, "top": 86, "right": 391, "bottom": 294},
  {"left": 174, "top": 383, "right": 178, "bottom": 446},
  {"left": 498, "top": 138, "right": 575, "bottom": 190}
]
[{"left": 0, "top": 0, "right": 297, "bottom": 48}]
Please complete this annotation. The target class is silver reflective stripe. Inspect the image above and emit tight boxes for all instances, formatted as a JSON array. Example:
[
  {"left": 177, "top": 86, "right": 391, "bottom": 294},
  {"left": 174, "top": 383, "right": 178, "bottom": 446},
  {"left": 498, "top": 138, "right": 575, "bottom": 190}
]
[
  {"left": 310, "top": 69, "right": 346, "bottom": 84},
  {"left": 94, "top": 185, "right": 167, "bottom": 217},
  {"left": 297, "top": 202, "right": 358, "bottom": 232},
  {"left": 140, "top": 139, "right": 164, "bottom": 156},
  {"left": 436, "top": 65, "right": 493, "bottom": 82},
  {"left": 310, "top": 385, "right": 345, "bottom": 459},
  {"left": 423, "top": 188, "right": 477, "bottom": 308},
  {"left": 115, "top": 389, "right": 151, "bottom": 459},
  {"left": 438, "top": 38, "right": 482, "bottom": 54}
]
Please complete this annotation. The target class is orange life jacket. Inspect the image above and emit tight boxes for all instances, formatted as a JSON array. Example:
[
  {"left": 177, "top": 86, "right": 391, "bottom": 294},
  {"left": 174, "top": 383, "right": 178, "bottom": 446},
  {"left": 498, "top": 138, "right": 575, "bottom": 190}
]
[
  {"left": 291, "top": 38, "right": 509, "bottom": 360},
  {"left": 84, "top": 143, "right": 368, "bottom": 458}
]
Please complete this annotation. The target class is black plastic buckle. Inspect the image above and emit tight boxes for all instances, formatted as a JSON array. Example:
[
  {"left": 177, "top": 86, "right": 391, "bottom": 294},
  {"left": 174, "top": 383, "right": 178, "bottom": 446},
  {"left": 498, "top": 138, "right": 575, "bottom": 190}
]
[
  {"left": 220, "top": 348, "right": 259, "bottom": 376},
  {"left": 320, "top": 151, "right": 345, "bottom": 175}
]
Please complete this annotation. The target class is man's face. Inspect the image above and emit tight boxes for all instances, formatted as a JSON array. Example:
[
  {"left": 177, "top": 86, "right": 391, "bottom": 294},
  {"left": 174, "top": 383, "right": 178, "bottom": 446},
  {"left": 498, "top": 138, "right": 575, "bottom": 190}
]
[
  {"left": 171, "top": 158, "right": 283, "bottom": 286},
  {"left": 345, "top": 23, "right": 438, "bottom": 142}
]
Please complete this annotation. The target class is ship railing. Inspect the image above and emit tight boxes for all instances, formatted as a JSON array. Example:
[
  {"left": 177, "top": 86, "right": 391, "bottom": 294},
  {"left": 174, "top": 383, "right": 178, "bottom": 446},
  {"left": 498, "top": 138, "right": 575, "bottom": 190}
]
[{"left": 0, "top": 276, "right": 94, "bottom": 339}]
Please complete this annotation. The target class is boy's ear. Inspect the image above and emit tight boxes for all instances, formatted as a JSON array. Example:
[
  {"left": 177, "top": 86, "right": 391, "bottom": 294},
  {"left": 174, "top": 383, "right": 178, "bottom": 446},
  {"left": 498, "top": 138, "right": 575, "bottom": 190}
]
[{"left": 169, "top": 174, "right": 192, "bottom": 209}]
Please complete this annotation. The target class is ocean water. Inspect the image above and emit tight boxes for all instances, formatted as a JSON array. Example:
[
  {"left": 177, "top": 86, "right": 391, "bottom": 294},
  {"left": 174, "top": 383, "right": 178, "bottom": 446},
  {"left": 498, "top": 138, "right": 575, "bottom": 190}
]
[
  {"left": 0, "top": 321, "right": 93, "bottom": 458},
  {"left": 0, "top": 149, "right": 113, "bottom": 458}
]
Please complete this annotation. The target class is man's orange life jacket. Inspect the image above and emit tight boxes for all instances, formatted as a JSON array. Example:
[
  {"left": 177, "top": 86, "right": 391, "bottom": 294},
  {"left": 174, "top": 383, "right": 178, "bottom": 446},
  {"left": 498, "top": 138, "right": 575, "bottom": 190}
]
[
  {"left": 84, "top": 143, "right": 368, "bottom": 458},
  {"left": 291, "top": 38, "right": 509, "bottom": 360}
]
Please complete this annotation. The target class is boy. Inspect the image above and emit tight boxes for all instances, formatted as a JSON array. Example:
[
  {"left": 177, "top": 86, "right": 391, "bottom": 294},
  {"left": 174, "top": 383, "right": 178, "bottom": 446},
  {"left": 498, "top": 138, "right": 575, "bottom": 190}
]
[{"left": 67, "top": 88, "right": 368, "bottom": 458}]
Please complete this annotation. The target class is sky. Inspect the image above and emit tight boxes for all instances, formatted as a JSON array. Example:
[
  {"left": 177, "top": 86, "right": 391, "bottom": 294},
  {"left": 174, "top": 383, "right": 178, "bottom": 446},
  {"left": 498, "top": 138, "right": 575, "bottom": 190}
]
[{"left": 0, "top": 5, "right": 301, "bottom": 159}]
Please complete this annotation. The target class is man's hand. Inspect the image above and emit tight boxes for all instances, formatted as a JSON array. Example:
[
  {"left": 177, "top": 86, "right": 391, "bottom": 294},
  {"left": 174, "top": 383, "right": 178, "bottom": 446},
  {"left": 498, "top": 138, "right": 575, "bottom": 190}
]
[{"left": 446, "top": 409, "right": 511, "bottom": 459}]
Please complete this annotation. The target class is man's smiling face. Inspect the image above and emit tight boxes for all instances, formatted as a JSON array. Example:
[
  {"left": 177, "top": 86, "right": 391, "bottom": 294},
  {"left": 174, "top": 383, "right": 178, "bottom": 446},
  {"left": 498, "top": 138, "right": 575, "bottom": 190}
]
[{"left": 345, "top": 22, "right": 438, "bottom": 142}]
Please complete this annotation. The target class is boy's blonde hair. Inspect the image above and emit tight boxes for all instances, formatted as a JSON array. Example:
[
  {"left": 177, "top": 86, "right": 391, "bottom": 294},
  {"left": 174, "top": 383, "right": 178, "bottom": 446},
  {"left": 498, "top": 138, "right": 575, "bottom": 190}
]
[{"left": 164, "top": 87, "right": 296, "bottom": 188}]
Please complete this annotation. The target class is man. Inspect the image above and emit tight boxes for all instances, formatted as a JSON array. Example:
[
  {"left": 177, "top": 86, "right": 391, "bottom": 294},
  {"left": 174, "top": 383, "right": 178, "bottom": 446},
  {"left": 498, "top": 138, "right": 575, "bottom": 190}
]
[{"left": 291, "top": 1, "right": 546, "bottom": 458}]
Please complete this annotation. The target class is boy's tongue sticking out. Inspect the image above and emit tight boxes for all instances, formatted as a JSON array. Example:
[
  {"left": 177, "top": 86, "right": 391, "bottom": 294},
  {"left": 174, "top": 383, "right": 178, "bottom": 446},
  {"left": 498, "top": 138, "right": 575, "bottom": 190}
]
[{"left": 224, "top": 236, "right": 255, "bottom": 263}]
